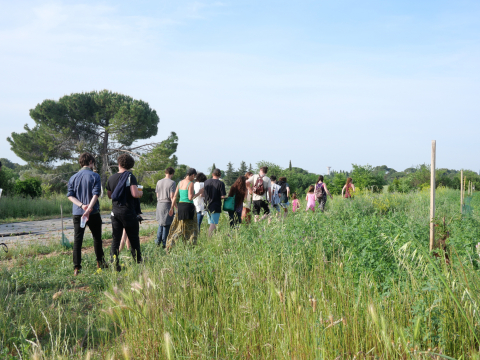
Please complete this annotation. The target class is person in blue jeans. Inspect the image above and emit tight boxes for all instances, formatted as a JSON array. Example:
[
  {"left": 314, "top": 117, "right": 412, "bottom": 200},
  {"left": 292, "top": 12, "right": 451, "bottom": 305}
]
[{"left": 155, "top": 167, "right": 176, "bottom": 248}]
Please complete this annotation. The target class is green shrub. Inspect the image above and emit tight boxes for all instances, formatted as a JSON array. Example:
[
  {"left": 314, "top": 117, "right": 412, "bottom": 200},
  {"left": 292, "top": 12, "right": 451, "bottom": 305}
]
[{"left": 14, "top": 177, "right": 42, "bottom": 198}]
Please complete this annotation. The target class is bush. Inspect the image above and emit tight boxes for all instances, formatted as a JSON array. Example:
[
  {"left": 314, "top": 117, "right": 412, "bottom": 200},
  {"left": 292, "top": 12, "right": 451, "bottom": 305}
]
[
  {"left": 14, "top": 177, "right": 42, "bottom": 198},
  {"left": 0, "top": 167, "right": 16, "bottom": 196}
]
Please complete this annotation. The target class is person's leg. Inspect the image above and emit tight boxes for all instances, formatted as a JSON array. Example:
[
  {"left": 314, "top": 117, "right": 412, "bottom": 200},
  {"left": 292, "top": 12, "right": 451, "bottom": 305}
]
[
  {"left": 110, "top": 215, "right": 124, "bottom": 269},
  {"left": 119, "top": 228, "right": 128, "bottom": 251},
  {"left": 260, "top": 200, "right": 270, "bottom": 221},
  {"left": 228, "top": 210, "right": 235, "bottom": 228},
  {"left": 124, "top": 216, "right": 142, "bottom": 263},
  {"left": 197, "top": 212, "right": 204, "bottom": 230},
  {"left": 207, "top": 213, "right": 219, "bottom": 237},
  {"left": 156, "top": 225, "right": 164, "bottom": 246},
  {"left": 162, "top": 225, "right": 171, "bottom": 247},
  {"left": 253, "top": 201, "right": 261, "bottom": 222},
  {"left": 86, "top": 212, "right": 105, "bottom": 267},
  {"left": 235, "top": 210, "right": 242, "bottom": 226},
  {"left": 72, "top": 215, "right": 85, "bottom": 271}
]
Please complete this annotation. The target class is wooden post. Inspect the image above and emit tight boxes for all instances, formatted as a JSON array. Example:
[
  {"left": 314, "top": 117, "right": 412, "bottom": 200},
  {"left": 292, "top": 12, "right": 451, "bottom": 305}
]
[
  {"left": 430, "top": 140, "right": 436, "bottom": 251},
  {"left": 460, "top": 170, "right": 463, "bottom": 214},
  {"left": 61, "top": 204, "right": 64, "bottom": 234}
]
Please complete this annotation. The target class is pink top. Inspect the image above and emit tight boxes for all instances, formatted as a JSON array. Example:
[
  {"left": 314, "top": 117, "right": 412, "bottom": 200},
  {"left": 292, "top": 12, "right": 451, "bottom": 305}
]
[
  {"left": 292, "top": 199, "right": 300, "bottom": 212},
  {"left": 306, "top": 193, "right": 315, "bottom": 210},
  {"left": 344, "top": 183, "right": 353, "bottom": 198}
]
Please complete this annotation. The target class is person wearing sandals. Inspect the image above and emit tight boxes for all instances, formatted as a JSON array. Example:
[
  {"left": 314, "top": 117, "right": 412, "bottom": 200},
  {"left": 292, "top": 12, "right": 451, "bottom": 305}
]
[
  {"left": 315, "top": 175, "right": 333, "bottom": 212},
  {"left": 166, "top": 168, "right": 202, "bottom": 250}
]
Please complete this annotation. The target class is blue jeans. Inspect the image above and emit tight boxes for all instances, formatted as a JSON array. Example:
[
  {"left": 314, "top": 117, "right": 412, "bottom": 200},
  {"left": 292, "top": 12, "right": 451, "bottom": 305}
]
[
  {"left": 156, "top": 224, "right": 171, "bottom": 247},
  {"left": 197, "top": 212, "right": 204, "bottom": 229}
]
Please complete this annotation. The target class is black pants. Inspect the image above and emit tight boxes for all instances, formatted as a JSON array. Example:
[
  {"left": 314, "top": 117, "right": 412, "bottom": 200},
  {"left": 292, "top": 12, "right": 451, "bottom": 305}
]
[
  {"left": 253, "top": 200, "right": 270, "bottom": 216},
  {"left": 228, "top": 210, "right": 242, "bottom": 228},
  {"left": 111, "top": 213, "right": 142, "bottom": 266},
  {"left": 73, "top": 212, "right": 104, "bottom": 270}
]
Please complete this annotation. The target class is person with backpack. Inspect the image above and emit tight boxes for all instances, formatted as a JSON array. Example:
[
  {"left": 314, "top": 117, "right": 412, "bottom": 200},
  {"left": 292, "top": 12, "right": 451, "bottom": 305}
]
[
  {"left": 276, "top": 176, "right": 290, "bottom": 218},
  {"left": 315, "top": 175, "right": 333, "bottom": 212},
  {"left": 246, "top": 166, "right": 272, "bottom": 222},
  {"left": 241, "top": 171, "right": 254, "bottom": 224},
  {"left": 269, "top": 175, "right": 281, "bottom": 214}
]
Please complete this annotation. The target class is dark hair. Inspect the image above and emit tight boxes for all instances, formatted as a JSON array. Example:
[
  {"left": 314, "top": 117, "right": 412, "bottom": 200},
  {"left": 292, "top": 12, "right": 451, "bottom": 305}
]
[
  {"left": 270, "top": 175, "right": 277, "bottom": 181},
  {"left": 196, "top": 172, "right": 207, "bottom": 183},
  {"left": 292, "top": 193, "right": 297, "bottom": 200},
  {"left": 308, "top": 185, "right": 314, "bottom": 193},
  {"left": 213, "top": 168, "right": 221, "bottom": 177},
  {"left": 279, "top": 176, "right": 286, "bottom": 182},
  {"left": 229, "top": 176, "right": 247, "bottom": 209},
  {"left": 165, "top": 167, "right": 175, "bottom": 175},
  {"left": 317, "top": 175, "right": 324, "bottom": 182},
  {"left": 117, "top": 153, "right": 135, "bottom": 170},
  {"left": 245, "top": 171, "right": 253, "bottom": 177},
  {"left": 187, "top": 168, "right": 197, "bottom": 177},
  {"left": 79, "top": 153, "right": 95, "bottom": 167},
  {"left": 346, "top": 177, "right": 352, "bottom": 186},
  {"left": 260, "top": 166, "right": 268, "bottom": 174}
]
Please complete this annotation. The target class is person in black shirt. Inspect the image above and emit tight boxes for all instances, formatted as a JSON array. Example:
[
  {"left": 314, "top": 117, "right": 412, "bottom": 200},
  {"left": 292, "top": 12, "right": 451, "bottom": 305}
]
[
  {"left": 203, "top": 168, "right": 226, "bottom": 237},
  {"left": 106, "top": 154, "right": 143, "bottom": 270}
]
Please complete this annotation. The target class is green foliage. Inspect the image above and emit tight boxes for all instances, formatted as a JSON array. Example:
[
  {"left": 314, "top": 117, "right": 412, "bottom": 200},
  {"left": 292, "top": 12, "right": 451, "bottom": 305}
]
[
  {"left": 224, "top": 162, "right": 238, "bottom": 186},
  {"left": 14, "top": 177, "right": 42, "bottom": 198},
  {"left": 0, "top": 167, "right": 16, "bottom": 196},
  {"left": 351, "top": 164, "right": 386, "bottom": 192}
]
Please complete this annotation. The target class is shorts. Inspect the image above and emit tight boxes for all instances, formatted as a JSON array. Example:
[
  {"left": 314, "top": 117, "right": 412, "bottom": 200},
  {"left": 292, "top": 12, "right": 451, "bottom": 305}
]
[
  {"left": 280, "top": 201, "right": 290, "bottom": 209},
  {"left": 253, "top": 200, "right": 270, "bottom": 216},
  {"left": 207, "top": 212, "right": 221, "bottom": 225}
]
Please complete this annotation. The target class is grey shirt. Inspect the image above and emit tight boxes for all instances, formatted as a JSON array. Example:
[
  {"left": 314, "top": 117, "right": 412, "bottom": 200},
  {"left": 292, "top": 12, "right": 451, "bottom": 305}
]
[{"left": 156, "top": 178, "right": 176, "bottom": 203}]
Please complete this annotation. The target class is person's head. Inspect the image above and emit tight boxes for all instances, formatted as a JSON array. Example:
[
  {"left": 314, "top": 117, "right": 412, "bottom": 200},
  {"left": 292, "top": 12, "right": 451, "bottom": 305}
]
[
  {"left": 292, "top": 193, "right": 297, "bottom": 200},
  {"left": 308, "top": 185, "right": 315, "bottom": 193},
  {"left": 231, "top": 175, "right": 247, "bottom": 195},
  {"left": 117, "top": 153, "right": 135, "bottom": 170},
  {"left": 270, "top": 175, "right": 277, "bottom": 183},
  {"left": 260, "top": 166, "right": 268, "bottom": 175},
  {"left": 196, "top": 172, "right": 207, "bottom": 183},
  {"left": 79, "top": 153, "right": 96, "bottom": 169},
  {"left": 165, "top": 167, "right": 175, "bottom": 176},
  {"left": 186, "top": 168, "right": 197, "bottom": 181},
  {"left": 279, "top": 176, "right": 286, "bottom": 183},
  {"left": 317, "top": 175, "right": 324, "bottom": 183},
  {"left": 212, "top": 168, "right": 221, "bottom": 179},
  {"left": 346, "top": 177, "right": 352, "bottom": 186},
  {"left": 245, "top": 171, "right": 253, "bottom": 178}
]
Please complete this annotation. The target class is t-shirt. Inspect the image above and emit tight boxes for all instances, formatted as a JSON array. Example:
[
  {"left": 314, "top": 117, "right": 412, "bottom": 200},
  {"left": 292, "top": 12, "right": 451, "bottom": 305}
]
[
  {"left": 106, "top": 172, "right": 138, "bottom": 216},
  {"left": 156, "top": 178, "right": 176, "bottom": 203},
  {"left": 247, "top": 174, "right": 271, "bottom": 201},
  {"left": 194, "top": 182, "right": 205, "bottom": 213},
  {"left": 203, "top": 178, "right": 226, "bottom": 214},
  {"left": 270, "top": 183, "right": 281, "bottom": 205}
]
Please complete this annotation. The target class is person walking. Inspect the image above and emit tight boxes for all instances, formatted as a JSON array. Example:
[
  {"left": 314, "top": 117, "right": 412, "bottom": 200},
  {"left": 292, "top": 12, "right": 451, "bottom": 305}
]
[
  {"left": 291, "top": 193, "right": 300, "bottom": 212},
  {"left": 342, "top": 177, "right": 355, "bottom": 199},
  {"left": 194, "top": 172, "right": 207, "bottom": 230},
  {"left": 119, "top": 193, "right": 144, "bottom": 251},
  {"left": 106, "top": 154, "right": 143, "bottom": 271},
  {"left": 67, "top": 153, "right": 106, "bottom": 276},
  {"left": 241, "top": 171, "right": 254, "bottom": 224},
  {"left": 155, "top": 167, "right": 176, "bottom": 248},
  {"left": 166, "top": 168, "right": 200, "bottom": 249},
  {"left": 246, "top": 166, "right": 272, "bottom": 222},
  {"left": 315, "top": 175, "right": 333, "bottom": 212},
  {"left": 227, "top": 175, "right": 247, "bottom": 228},
  {"left": 305, "top": 185, "right": 316, "bottom": 212},
  {"left": 277, "top": 176, "right": 290, "bottom": 218},
  {"left": 204, "top": 168, "right": 227, "bottom": 237},
  {"left": 270, "top": 175, "right": 281, "bottom": 214}
]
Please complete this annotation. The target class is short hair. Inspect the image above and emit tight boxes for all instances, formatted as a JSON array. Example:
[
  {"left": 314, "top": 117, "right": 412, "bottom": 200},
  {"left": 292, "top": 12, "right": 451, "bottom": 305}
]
[
  {"left": 187, "top": 168, "right": 197, "bottom": 176},
  {"left": 196, "top": 172, "right": 207, "bottom": 182},
  {"left": 245, "top": 171, "right": 253, "bottom": 177},
  {"left": 79, "top": 153, "right": 95, "bottom": 167},
  {"left": 317, "top": 175, "right": 324, "bottom": 182},
  {"left": 117, "top": 153, "right": 135, "bottom": 170},
  {"left": 165, "top": 167, "right": 175, "bottom": 175},
  {"left": 270, "top": 175, "right": 277, "bottom": 181},
  {"left": 260, "top": 166, "right": 268, "bottom": 174},
  {"left": 213, "top": 168, "right": 221, "bottom": 177},
  {"left": 279, "top": 176, "right": 286, "bottom": 182}
]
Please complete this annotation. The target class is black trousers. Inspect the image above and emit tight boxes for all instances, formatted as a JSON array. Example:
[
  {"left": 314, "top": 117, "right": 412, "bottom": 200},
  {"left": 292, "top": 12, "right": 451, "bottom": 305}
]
[
  {"left": 73, "top": 212, "right": 104, "bottom": 270},
  {"left": 111, "top": 213, "right": 142, "bottom": 266},
  {"left": 228, "top": 210, "right": 242, "bottom": 228}
]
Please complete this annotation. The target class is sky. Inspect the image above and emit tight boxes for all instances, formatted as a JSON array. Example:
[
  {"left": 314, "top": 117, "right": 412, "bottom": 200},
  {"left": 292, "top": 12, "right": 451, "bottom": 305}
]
[{"left": 0, "top": 0, "right": 479, "bottom": 175}]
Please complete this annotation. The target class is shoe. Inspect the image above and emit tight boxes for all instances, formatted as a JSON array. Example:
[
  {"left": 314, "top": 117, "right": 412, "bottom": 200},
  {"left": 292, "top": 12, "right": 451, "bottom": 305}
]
[
  {"left": 74, "top": 268, "right": 80, "bottom": 276},
  {"left": 97, "top": 261, "right": 108, "bottom": 269}
]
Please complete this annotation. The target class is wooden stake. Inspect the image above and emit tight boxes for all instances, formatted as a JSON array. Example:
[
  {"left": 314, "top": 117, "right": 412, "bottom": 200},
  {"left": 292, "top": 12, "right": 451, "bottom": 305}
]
[
  {"left": 61, "top": 204, "right": 64, "bottom": 235},
  {"left": 460, "top": 170, "right": 463, "bottom": 214},
  {"left": 430, "top": 140, "right": 436, "bottom": 251}
]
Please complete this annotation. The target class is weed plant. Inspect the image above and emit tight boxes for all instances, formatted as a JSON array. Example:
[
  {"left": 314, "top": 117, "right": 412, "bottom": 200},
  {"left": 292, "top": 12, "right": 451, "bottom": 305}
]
[{"left": 0, "top": 189, "right": 479, "bottom": 359}]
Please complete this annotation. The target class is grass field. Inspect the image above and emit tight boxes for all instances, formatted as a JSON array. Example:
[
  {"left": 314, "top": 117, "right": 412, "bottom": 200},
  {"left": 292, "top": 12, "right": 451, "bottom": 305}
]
[{"left": 0, "top": 189, "right": 479, "bottom": 359}]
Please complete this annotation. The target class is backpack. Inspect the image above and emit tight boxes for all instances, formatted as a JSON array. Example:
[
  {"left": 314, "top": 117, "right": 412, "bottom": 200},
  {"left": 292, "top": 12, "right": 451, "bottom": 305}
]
[
  {"left": 314, "top": 183, "right": 324, "bottom": 200},
  {"left": 253, "top": 175, "right": 265, "bottom": 195},
  {"left": 277, "top": 181, "right": 287, "bottom": 194}
]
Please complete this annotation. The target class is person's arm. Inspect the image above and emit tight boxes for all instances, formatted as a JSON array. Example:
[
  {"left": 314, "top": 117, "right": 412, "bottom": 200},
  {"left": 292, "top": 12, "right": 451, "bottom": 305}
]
[
  {"left": 188, "top": 181, "right": 195, "bottom": 201},
  {"left": 221, "top": 183, "right": 227, "bottom": 199},
  {"left": 341, "top": 185, "right": 346, "bottom": 197},
  {"left": 323, "top": 184, "right": 333, "bottom": 199},
  {"left": 268, "top": 187, "right": 272, "bottom": 203},
  {"left": 169, "top": 187, "right": 179, "bottom": 216},
  {"left": 130, "top": 185, "right": 142, "bottom": 198},
  {"left": 86, "top": 195, "right": 99, "bottom": 213},
  {"left": 68, "top": 196, "right": 89, "bottom": 212},
  {"left": 351, "top": 184, "right": 355, "bottom": 192},
  {"left": 286, "top": 186, "right": 290, "bottom": 199},
  {"left": 305, "top": 194, "right": 308, "bottom": 201}
]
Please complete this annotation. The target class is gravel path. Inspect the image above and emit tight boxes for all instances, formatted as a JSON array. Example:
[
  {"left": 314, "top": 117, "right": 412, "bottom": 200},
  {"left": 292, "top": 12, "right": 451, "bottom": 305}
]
[{"left": 0, "top": 212, "right": 157, "bottom": 248}]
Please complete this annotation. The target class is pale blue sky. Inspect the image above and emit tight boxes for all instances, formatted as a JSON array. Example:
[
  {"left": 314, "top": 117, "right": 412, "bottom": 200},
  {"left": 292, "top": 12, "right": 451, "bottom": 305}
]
[{"left": 1, "top": 0, "right": 479, "bottom": 174}]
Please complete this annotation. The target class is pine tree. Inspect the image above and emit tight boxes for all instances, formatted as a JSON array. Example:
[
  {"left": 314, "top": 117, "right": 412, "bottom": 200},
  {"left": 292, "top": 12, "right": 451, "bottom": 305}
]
[
  {"left": 289, "top": 160, "right": 292, "bottom": 171},
  {"left": 248, "top": 163, "right": 253, "bottom": 172},
  {"left": 238, "top": 161, "right": 247, "bottom": 176},
  {"left": 225, "top": 162, "right": 236, "bottom": 186}
]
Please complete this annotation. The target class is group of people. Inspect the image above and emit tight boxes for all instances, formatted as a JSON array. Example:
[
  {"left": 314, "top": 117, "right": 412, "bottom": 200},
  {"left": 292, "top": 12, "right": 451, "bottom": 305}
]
[{"left": 67, "top": 152, "right": 356, "bottom": 276}]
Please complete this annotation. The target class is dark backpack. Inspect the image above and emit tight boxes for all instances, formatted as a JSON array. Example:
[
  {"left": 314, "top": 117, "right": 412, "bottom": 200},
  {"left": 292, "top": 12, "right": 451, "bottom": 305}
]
[
  {"left": 277, "top": 181, "right": 287, "bottom": 194},
  {"left": 314, "top": 183, "right": 325, "bottom": 199},
  {"left": 253, "top": 175, "right": 265, "bottom": 195}
]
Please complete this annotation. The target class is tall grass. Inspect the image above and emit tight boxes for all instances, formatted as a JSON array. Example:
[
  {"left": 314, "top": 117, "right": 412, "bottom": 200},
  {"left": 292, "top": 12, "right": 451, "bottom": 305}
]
[{"left": 0, "top": 189, "right": 479, "bottom": 359}]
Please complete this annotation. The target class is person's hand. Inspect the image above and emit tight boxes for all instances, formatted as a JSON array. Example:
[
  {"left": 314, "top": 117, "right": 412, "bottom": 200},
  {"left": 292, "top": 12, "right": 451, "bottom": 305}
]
[
  {"left": 81, "top": 204, "right": 89, "bottom": 212},
  {"left": 169, "top": 208, "right": 174, "bottom": 216}
]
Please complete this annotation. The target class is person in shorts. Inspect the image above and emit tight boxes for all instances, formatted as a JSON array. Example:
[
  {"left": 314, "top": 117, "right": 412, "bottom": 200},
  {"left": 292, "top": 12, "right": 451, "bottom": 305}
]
[
  {"left": 277, "top": 176, "right": 290, "bottom": 218},
  {"left": 203, "top": 169, "right": 226, "bottom": 236},
  {"left": 246, "top": 166, "right": 272, "bottom": 222}
]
